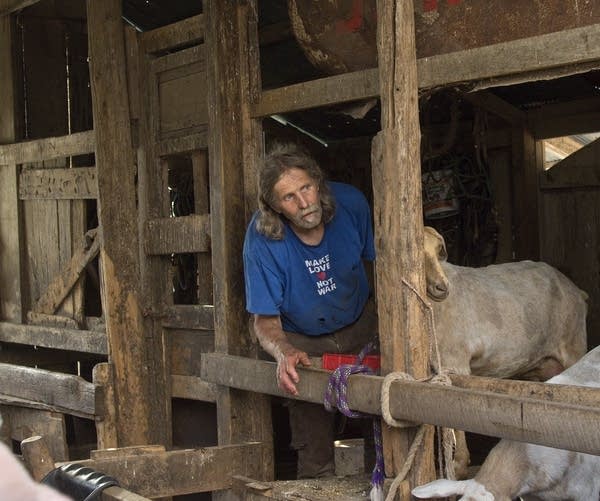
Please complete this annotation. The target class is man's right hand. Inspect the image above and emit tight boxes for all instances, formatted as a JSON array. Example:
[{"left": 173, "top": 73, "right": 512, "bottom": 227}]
[
  {"left": 276, "top": 347, "right": 311, "bottom": 396},
  {"left": 252, "top": 314, "right": 312, "bottom": 396}
]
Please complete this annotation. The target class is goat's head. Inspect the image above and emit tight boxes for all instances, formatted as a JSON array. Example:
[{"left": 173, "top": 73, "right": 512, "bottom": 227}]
[{"left": 424, "top": 226, "right": 450, "bottom": 301}]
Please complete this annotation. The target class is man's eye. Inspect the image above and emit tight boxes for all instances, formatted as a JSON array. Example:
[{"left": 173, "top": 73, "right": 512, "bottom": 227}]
[{"left": 283, "top": 194, "right": 294, "bottom": 202}]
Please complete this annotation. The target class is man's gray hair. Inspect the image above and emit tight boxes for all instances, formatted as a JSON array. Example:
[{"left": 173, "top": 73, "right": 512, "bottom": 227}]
[{"left": 256, "top": 143, "right": 335, "bottom": 240}]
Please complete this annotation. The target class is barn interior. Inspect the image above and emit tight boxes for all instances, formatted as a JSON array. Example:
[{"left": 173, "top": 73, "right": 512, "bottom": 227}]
[{"left": 1, "top": 0, "right": 600, "bottom": 499}]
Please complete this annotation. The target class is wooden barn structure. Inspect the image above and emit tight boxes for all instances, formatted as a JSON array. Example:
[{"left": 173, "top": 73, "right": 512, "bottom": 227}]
[{"left": 1, "top": 0, "right": 600, "bottom": 499}]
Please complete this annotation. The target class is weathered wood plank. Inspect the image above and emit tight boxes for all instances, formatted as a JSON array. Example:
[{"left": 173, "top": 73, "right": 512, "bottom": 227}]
[
  {"left": 192, "top": 150, "right": 214, "bottom": 304},
  {"left": 531, "top": 97, "right": 600, "bottom": 139},
  {"left": 0, "top": 321, "right": 107, "bottom": 354},
  {"left": 0, "top": 363, "right": 95, "bottom": 416},
  {"left": 202, "top": 353, "right": 600, "bottom": 456},
  {"left": 375, "top": 0, "right": 434, "bottom": 486},
  {"left": 93, "top": 363, "right": 117, "bottom": 449},
  {"left": 19, "top": 166, "right": 97, "bottom": 199},
  {"left": 206, "top": 0, "right": 274, "bottom": 484},
  {"left": 32, "top": 228, "right": 100, "bottom": 315},
  {"left": 0, "top": 130, "right": 95, "bottom": 164},
  {"left": 252, "top": 69, "right": 379, "bottom": 118},
  {"left": 144, "top": 214, "right": 210, "bottom": 255},
  {"left": 463, "top": 90, "right": 525, "bottom": 125},
  {"left": 163, "top": 304, "right": 214, "bottom": 330},
  {"left": 156, "top": 128, "right": 209, "bottom": 156},
  {"left": 0, "top": 16, "right": 23, "bottom": 323},
  {"left": 171, "top": 375, "right": 217, "bottom": 402},
  {"left": 2, "top": 406, "right": 68, "bottom": 460},
  {"left": 88, "top": 0, "right": 169, "bottom": 446},
  {"left": 69, "top": 443, "right": 264, "bottom": 497},
  {"left": 140, "top": 14, "right": 204, "bottom": 55},
  {"left": 252, "top": 24, "right": 600, "bottom": 117}
]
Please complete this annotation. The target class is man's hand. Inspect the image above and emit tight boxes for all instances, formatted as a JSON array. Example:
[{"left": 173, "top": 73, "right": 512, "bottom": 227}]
[
  {"left": 276, "top": 347, "right": 311, "bottom": 396},
  {"left": 252, "top": 314, "right": 312, "bottom": 396}
]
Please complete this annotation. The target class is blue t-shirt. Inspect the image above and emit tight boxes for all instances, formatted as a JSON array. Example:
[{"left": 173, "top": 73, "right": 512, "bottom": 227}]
[{"left": 243, "top": 182, "right": 375, "bottom": 336}]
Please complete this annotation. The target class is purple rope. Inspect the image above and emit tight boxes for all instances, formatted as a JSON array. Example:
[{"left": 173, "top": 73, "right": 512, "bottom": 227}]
[{"left": 323, "top": 341, "right": 384, "bottom": 493}]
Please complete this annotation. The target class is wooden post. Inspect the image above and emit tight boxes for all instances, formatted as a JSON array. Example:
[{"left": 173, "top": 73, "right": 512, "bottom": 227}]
[
  {"left": 87, "top": 0, "right": 169, "bottom": 446},
  {"left": 512, "top": 123, "right": 542, "bottom": 260},
  {"left": 21, "top": 435, "right": 55, "bottom": 481},
  {"left": 0, "top": 14, "right": 23, "bottom": 323},
  {"left": 374, "top": 0, "right": 435, "bottom": 492},
  {"left": 205, "top": 0, "right": 274, "bottom": 485}
]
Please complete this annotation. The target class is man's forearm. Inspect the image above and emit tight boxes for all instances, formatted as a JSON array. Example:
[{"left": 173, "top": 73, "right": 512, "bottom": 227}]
[{"left": 253, "top": 314, "right": 295, "bottom": 360}]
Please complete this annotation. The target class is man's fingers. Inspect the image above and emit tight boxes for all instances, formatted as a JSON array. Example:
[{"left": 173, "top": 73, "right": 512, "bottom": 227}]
[{"left": 298, "top": 353, "right": 312, "bottom": 366}]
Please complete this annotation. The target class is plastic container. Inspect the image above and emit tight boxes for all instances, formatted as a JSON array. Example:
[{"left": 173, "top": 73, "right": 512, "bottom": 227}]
[{"left": 322, "top": 353, "right": 380, "bottom": 371}]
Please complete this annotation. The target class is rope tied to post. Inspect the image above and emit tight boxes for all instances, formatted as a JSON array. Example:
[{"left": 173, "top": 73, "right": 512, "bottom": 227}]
[
  {"left": 323, "top": 341, "right": 385, "bottom": 501},
  {"left": 378, "top": 278, "right": 457, "bottom": 501}
]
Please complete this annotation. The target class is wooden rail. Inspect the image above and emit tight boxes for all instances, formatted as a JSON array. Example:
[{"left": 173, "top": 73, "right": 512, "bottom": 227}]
[{"left": 201, "top": 353, "right": 600, "bottom": 456}]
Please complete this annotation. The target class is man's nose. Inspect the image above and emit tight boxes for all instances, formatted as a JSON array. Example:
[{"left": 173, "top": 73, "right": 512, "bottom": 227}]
[{"left": 296, "top": 192, "right": 308, "bottom": 208}]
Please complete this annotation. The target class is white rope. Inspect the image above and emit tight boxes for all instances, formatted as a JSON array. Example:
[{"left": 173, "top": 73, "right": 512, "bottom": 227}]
[{"left": 379, "top": 278, "right": 457, "bottom": 499}]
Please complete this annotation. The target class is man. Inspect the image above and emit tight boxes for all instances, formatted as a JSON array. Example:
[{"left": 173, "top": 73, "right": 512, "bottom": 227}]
[{"left": 243, "top": 142, "right": 378, "bottom": 478}]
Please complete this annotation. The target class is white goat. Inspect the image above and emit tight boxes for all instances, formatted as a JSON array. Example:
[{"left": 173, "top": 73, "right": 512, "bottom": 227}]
[
  {"left": 423, "top": 226, "right": 588, "bottom": 476},
  {"left": 412, "top": 345, "right": 600, "bottom": 501}
]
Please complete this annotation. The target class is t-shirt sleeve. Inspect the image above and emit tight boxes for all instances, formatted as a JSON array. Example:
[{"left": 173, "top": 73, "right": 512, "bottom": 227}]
[{"left": 243, "top": 240, "right": 284, "bottom": 316}]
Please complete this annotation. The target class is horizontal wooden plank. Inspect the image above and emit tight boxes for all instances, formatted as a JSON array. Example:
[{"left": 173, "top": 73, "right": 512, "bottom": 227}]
[
  {"left": 70, "top": 443, "right": 264, "bottom": 497},
  {"left": 201, "top": 353, "right": 600, "bottom": 456},
  {"left": 252, "top": 24, "right": 600, "bottom": 117},
  {"left": 0, "top": 321, "right": 108, "bottom": 354},
  {"left": 163, "top": 304, "right": 214, "bottom": 330},
  {"left": 0, "top": 130, "right": 95, "bottom": 164},
  {"left": 19, "top": 167, "right": 97, "bottom": 199},
  {"left": 102, "top": 486, "right": 152, "bottom": 501},
  {"left": 156, "top": 129, "right": 209, "bottom": 156},
  {"left": 140, "top": 14, "right": 204, "bottom": 55},
  {"left": 171, "top": 374, "right": 217, "bottom": 402},
  {"left": 253, "top": 69, "right": 379, "bottom": 117},
  {"left": 532, "top": 97, "right": 600, "bottom": 138},
  {"left": 0, "top": 363, "right": 95, "bottom": 416},
  {"left": 0, "top": 393, "right": 93, "bottom": 419},
  {"left": 144, "top": 214, "right": 210, "bottom": 255}
]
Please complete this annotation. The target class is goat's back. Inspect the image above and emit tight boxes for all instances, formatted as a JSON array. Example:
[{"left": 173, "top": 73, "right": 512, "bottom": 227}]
[{"left": 433, "top": 260, "right": 587, "bottom": 378}]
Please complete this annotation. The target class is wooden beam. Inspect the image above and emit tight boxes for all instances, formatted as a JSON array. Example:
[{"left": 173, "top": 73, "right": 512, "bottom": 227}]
[
  {"left": 0, "top": 321, "right": 107, "bottom": 354},
  {"left": 201, "top": 353, "right": 600, "bottom": 456},
  {"left": 0, "top": 0, "right": 40, "bottom": 15},
  {"left": 0, "top": 363, "right": 95, "bottom": 417},
  {"left": 171, "top": 375, "right": 217, "bottom": 402},
  {"left": 88, "top": 0, "right": 170, "bottom": 447},
  {"left": 531, "top": 97, "right": 600, "bottom": 139},
  {"left": 162, "top": 304, "right": 214, "bottom": 330},
  {"left": 0, "top": 15, "right": 23, "bottom": 323},
  {"left": 205, "top": 0, "right": 273, "bottom": 484},
  {"left": 251, "top": 23, "right": 600, "bottom": 117},
  {"left": 140, "top": 14, "right": 204, "bottom": 55},
  {"left": 144, "top": 214, "right": 210, "bottom": 255},
  {"left": 0, "top": 130, "right": 95, "bottom": 165},
  {"left": 463, "top": 90, "right": 526, "bottom": 125},
  {"left": 375, "top": 0, "right": 434, "bottom": 487},
  {"left": 69, "top": 443, "right": 264, "bottom": 498},
  {"left": 511, "top": 123, "right": 542, "bottom": 260},
  {"left": 19, "top": 167, "right": 97, "bottom": 200},
  {"left": 252, "top": 69, "right": 379, "bottom": 117},
  {"left": 21, "top": 436, "right": 152, "bottom": 501},
  {"left": 32, "top": 228, "right": 100, "bottom": 315}
]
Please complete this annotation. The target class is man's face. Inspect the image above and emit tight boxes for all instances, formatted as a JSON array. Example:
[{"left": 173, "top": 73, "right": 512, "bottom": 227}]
[{"left": 272, "top": 167, "right": 323, "bottom": 232}]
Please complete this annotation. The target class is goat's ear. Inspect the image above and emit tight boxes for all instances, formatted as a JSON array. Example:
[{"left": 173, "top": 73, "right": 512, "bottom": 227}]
[{"left": 412, "top": 479, "right": 467, "bottom": 498}]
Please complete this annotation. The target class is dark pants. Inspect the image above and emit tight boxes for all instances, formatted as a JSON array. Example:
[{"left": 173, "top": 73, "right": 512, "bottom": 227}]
[{"left": 255, "top": 299, "right": 378, "bottom": 479}]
